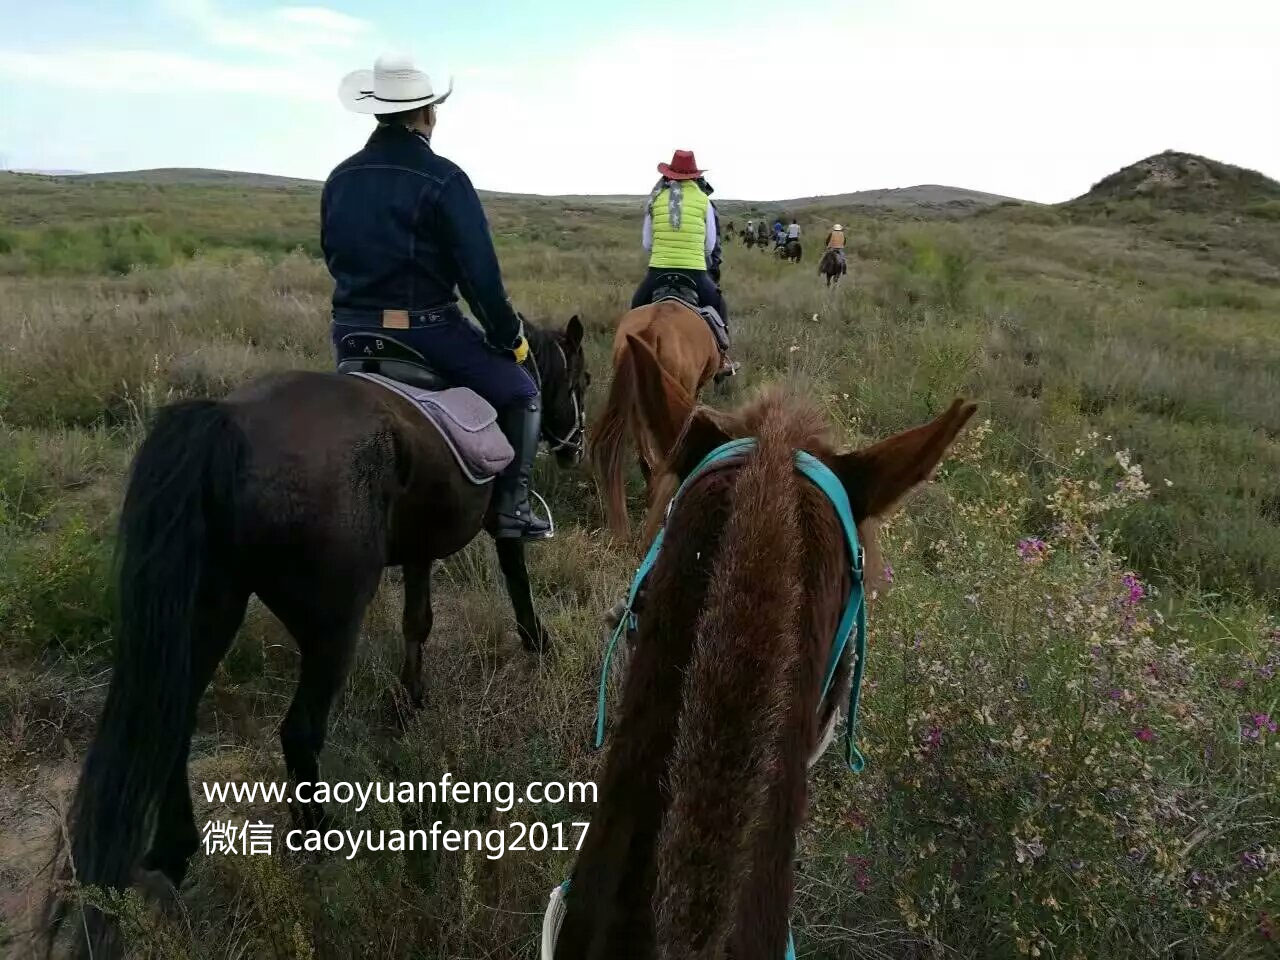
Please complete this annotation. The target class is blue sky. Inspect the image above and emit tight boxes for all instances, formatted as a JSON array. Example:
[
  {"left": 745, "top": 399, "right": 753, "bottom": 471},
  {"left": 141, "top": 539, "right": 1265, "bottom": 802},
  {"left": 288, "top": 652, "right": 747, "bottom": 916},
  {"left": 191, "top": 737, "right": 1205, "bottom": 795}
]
[{"left": 2, "top": 0, "right": 1277, "bottom": 201}]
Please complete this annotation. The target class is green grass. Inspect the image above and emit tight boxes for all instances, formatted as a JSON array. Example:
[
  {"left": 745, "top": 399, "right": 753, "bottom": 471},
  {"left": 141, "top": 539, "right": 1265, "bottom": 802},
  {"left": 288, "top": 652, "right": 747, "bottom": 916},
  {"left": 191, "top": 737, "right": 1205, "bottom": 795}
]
[{"left": 0, "top": 173, "right": 1277, "bottom": 958}]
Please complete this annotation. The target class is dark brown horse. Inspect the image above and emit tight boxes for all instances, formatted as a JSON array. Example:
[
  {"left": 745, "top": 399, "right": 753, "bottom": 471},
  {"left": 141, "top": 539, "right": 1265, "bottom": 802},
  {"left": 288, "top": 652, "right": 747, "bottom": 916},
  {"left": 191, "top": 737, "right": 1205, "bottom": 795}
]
[
  {"left": 53, "top": 317, "right": 589, "bottom": 957},
  {"left": 818, "top": 248, "right": 847, "bottom": 286},
  {"left": 590, "top": 306, "right": 719, "bottom": 538},
  {"left": 779, "top": 239, "right": 802, "bottom": 263},
  {"left": 556, "top": 371, "right": 976, "bottom": 959}
]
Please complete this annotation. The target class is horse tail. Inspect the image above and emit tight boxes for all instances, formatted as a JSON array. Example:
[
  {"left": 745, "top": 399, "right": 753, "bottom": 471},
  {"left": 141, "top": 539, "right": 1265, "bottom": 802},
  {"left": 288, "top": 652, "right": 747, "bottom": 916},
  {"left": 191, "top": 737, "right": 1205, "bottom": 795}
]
[
  {"left": 61, "top": 400, "right": 245, "bottom": 956},
  {"left": 589, "top": 336, "right": 641, "bottom": 538},
  {"left": 654, "top": 400, "right": 806, "bottom": 960}
]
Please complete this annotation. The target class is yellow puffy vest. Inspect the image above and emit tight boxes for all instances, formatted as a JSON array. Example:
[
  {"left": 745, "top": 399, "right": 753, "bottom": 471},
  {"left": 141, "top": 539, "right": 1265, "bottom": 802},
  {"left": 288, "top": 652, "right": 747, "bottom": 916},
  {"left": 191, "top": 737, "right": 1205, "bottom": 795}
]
[
  {"left": 649, "top": 181, "right": 709, "bottom": 271},
  {"left": 827, "top": 228, "right": 845, "bottom": 249}
]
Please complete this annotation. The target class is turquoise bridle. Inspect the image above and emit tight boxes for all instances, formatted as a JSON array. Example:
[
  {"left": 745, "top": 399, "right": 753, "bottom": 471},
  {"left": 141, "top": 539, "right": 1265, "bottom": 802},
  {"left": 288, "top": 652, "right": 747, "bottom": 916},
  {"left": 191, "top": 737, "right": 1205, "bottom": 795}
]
[{"left": 593, "top": 436, "right": 871, "bottom": 774}]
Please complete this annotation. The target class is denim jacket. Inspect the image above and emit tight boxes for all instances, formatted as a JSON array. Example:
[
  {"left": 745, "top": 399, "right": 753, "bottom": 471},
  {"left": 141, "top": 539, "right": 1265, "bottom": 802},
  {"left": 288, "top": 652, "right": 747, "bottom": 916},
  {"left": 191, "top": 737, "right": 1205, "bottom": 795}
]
[{"left": 321, "top": 124, "right": 522, "bottom": 348}]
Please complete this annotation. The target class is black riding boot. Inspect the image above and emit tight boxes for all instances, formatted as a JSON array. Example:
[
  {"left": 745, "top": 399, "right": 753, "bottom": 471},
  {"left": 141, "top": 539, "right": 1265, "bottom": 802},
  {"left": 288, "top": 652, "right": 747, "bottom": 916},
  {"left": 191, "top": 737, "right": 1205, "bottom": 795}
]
[{"left": 492, "top": 399, "right": 553, "bottom": 540}]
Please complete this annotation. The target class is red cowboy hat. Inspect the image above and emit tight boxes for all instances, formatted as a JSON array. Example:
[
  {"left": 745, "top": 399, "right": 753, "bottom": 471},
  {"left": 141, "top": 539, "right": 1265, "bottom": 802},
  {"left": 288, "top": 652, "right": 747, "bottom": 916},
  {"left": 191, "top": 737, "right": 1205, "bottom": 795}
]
[{"left": 657, "top": 149, "right": 705, "bottom": 180}]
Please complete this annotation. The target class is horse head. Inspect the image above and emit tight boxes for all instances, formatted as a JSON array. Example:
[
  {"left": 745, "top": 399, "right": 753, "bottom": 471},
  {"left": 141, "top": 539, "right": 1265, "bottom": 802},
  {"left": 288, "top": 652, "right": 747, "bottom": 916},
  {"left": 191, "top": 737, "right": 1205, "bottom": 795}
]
[{"left": 530, "top": 315, "right": 590, "bottom": 466}]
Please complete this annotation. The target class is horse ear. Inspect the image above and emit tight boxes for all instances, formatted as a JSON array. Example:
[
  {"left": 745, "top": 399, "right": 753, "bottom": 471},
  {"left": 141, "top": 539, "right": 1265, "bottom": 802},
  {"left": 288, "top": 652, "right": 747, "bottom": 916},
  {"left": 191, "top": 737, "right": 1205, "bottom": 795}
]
[
  {"left": 832, "top": 398, "right": 977, "bottom": 522},
  {"left": 565, "top": 315, "right": 584, "bottom": 349},
  {"left": 665, "top": 405, "right": 736, "bottom": 482}
]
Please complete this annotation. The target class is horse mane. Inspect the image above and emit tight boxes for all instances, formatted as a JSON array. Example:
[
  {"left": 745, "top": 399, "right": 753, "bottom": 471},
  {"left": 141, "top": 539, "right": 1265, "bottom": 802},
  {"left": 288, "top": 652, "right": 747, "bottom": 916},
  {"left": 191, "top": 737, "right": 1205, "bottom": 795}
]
[
  {"left": 562, "top": 389, "right": 855, "bottom": 960},
  {"left": 652, "top": 391, "right": 846, "bottom": 959}
]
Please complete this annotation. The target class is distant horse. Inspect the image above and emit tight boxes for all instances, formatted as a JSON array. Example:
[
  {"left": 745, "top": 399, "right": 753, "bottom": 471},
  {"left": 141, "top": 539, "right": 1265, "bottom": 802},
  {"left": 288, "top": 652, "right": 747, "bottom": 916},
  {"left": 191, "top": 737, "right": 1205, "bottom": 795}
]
[
  {"left": 590, "top": 305, "right": 720, "bottom": 538},
  {"left": 779, "top": 239, "right": 802, "bottom": 262},
  {"left": 819, "top": 248, "right": 847, "bottom": 285},
  {"left": 553, "top": 384, "right": 976, "bottom": 959},
  {"left": 52, "top": 318, "right": 590, "bottom": 957},
  {"left": 740, "top": 229, "right": 758, "bottom": 249}
]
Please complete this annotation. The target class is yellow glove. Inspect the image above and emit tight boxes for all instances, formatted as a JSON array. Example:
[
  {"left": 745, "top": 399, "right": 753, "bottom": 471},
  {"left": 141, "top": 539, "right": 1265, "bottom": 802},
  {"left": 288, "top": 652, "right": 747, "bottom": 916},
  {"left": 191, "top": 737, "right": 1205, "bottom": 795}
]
[{"left": 512, "top": 336, "right": 530, "bottom": 365}]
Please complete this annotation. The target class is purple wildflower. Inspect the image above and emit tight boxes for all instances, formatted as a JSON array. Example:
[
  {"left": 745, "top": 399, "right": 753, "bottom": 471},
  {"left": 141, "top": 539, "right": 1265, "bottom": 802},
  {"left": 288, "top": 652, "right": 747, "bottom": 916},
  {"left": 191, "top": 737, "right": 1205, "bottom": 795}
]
[
  {"left": 882, "top": 562, "right": 894, "bottom": 583},
  {"left": 1134, "top": 726, "right": 1156, "bottom": 743},
  {"left": 1240, "top": 850, "right": 1265, "bottom": 871},
  {"left": 1242, "top": 713, "right": 1277, "bottom": 740},
  {"left": 1121, "top": 572, "right": 1144, "bottom": 607},
  {"left": 1108, "top": 688, "right": 1124, "bottom": 700}
]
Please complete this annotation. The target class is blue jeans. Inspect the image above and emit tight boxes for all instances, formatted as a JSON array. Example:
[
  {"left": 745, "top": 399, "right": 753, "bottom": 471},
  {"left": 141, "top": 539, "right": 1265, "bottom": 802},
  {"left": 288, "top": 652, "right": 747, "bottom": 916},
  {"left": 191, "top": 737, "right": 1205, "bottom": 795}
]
[{"left": 332, "top": 309, "right": 537, "bottom": 410}]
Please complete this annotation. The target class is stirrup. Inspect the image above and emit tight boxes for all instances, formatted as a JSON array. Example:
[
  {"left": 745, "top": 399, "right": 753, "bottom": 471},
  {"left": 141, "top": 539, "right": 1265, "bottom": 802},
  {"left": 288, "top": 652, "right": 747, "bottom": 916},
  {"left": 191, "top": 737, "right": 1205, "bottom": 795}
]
[
  {"left": 714, "top": 360, "right": 740, "bottom": 384},
  {"left": 496, "top": 490, "right": 556, "bottom": 541},
  {"left": 529, "top": 490, "right": 556, "bottom": 539}
]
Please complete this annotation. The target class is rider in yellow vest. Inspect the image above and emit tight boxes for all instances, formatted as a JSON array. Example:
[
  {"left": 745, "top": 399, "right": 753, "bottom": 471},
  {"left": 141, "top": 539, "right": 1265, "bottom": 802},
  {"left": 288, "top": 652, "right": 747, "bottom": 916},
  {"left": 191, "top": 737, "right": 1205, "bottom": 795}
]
[
  {"left": 632, "top": 149, "right": 736, "bottom": 377},
  {"left": 824, "top": 223, "right": 847, "bottom": 270}
]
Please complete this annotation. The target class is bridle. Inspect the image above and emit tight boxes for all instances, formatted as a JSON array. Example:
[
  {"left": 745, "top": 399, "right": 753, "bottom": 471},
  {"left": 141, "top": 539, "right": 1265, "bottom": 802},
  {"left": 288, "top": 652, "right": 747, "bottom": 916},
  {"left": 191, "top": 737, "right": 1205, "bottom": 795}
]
[{"left": 528, "top": 338, "right": 586, "bottom": 459}]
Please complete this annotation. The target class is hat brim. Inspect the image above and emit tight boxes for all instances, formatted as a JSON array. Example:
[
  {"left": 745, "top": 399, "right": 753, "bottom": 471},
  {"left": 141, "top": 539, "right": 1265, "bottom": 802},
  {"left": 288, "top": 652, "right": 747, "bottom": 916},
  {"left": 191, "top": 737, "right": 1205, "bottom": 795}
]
[
  {"left": 339, "top": 70, "right": 453, "bottom": 115},
  {"left": 657, "top": 162, "right": 704, "bottom": 180}
]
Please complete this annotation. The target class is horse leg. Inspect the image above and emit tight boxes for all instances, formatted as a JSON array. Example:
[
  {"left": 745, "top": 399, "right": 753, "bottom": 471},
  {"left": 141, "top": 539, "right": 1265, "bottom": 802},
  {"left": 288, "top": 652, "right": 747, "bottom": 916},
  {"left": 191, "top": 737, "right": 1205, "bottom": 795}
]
[
  {"left": 142, "top": 578, "right": 248, "bottom": 886},
  {"left": 266, "top": 576, "right": 377, "bottom": 829},
  {"left": 494, "top": 537, "right": 550, "bottom": 653},
  {"left": 399, "top": 562, "right": 433, "bottom": 709}
]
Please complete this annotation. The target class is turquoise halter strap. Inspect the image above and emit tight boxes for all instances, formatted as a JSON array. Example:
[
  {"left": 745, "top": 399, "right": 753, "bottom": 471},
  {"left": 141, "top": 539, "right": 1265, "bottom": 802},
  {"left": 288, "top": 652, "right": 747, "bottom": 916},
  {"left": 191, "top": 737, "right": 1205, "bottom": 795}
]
[{"left": 593, "top": 438, "right": 869, "bottom": 773}]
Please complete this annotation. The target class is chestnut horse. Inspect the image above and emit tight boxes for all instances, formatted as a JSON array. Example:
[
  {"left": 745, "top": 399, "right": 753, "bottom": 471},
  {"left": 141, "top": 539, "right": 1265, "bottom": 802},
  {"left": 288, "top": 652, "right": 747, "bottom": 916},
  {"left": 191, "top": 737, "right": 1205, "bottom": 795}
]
[
  {"left": 50, "top": 318, "right": 590, "bottom": 958},
  {"left": 555, "top": 375, "right": 976, "bottom": 958},
  {"left": 589, "top": 305, "right": 720, "bottom": 537}
]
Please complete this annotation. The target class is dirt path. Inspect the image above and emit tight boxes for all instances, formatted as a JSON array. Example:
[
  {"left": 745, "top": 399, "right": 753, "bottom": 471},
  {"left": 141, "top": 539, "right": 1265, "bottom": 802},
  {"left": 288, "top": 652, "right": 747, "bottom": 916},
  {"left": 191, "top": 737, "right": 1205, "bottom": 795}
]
[{"left": 0, "top": 760, "right": 78, "bottom": 951}]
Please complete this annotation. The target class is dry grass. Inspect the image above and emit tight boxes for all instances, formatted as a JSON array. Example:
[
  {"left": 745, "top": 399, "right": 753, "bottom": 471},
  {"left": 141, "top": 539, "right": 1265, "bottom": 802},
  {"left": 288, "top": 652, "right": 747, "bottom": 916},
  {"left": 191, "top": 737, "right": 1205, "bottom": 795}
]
[{"left": 0, "top": 175, "right": 1277, "bottom": 958}]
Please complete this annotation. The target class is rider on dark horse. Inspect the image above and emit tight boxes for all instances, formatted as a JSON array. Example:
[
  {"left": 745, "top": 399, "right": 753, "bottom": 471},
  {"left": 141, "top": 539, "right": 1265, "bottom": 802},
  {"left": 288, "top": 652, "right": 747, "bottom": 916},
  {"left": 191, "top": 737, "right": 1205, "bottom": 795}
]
[
  {"left": 630, "top": 149, "right": 737, "bottom": 377},
  {"left": 321, "top": 52, "right": 551, "bottom": 540},
  {"left": 824, "top": 222, "right": 847, "bottom": 270}
]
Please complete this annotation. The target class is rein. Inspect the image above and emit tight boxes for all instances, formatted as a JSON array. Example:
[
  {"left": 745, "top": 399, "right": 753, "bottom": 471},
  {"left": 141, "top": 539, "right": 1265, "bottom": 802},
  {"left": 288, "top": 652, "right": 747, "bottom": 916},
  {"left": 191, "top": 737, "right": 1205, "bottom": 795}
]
[{"left": 593, "top": 437, "right": 870, "bottom": 773}]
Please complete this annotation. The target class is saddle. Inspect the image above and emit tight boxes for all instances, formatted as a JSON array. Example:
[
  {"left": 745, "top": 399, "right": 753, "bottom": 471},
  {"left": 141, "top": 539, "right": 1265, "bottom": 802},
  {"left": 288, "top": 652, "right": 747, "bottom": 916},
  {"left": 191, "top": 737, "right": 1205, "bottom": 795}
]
[
  {"left": 647, "top": 273, "right": 729, "bottom": 354},
  {"left": 336, "top": 331, "right": 513, "bottom": 484}
]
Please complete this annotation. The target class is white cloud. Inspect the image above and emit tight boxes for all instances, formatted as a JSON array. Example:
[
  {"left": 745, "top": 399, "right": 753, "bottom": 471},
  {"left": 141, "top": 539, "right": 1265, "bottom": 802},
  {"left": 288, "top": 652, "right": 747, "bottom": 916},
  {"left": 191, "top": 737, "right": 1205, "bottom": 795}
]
[
  {"left": 163, "top": 0, "right": 374, "bottom": 56},
  {"left": 0, "top": 47, "right": 330, "bottom": 101}
]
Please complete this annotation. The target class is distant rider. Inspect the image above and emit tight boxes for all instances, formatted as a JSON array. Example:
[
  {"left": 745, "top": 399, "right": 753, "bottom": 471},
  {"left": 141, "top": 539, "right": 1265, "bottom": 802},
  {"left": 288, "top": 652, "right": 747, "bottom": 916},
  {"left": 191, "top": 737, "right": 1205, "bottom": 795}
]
[
  {"left": 824, "top": 223, "right": 847, "bottom": 271},
  {"left": 631, "top": 149, "right": 737, "bottom": 378},
  {"left": 786, "top": 218, "right": 801, "bottom": 244},
  {"left": 322, "top": 52, "right": 551, "bottom": 540}
]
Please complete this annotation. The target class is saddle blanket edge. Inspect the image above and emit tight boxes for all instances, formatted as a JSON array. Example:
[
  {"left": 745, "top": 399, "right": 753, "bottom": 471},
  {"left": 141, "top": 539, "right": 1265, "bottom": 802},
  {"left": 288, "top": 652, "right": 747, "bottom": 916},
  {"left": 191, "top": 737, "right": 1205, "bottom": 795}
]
[{"left": 346, "top": 371, "right": 514, "bottom": 484}]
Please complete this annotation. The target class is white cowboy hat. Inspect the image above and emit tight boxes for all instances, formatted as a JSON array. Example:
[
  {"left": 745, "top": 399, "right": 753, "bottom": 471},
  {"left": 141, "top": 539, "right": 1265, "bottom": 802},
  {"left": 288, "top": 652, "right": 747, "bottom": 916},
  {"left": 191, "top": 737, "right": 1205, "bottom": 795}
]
[
  {"left": 339, "top": 52, "right": 453, "bottom": 114},
  {"left": 833, "top": 224, "right": 843, "bottom": 231}
]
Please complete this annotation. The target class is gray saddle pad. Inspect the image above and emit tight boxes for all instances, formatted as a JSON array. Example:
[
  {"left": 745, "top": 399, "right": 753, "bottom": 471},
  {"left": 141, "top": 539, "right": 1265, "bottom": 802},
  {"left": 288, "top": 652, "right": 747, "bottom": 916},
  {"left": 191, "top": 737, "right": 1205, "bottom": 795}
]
[{"left": 347, "top": 372, "right": 514, "bottom": 484}]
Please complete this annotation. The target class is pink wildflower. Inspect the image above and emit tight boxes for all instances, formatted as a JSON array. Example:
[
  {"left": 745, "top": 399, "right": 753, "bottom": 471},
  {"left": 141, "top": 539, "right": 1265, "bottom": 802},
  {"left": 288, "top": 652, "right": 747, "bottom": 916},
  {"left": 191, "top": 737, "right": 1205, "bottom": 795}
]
[
  {"left": 1121, "top": 572, "right": 1144, "bottom": 607},
  {"left": 1018, "top": 537, "right": 1048, "bottom": 562},
  {"left": 921, "top": 725, "right": 943, "bottom": 754},
  {"left": 1134, "top": 726, "right": 1156, "bottom": 743}
]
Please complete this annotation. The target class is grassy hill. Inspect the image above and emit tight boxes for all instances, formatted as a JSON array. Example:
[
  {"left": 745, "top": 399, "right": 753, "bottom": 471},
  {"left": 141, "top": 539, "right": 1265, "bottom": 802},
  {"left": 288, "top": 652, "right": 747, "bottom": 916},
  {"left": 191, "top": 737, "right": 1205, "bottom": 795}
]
[
  {"left": 0, "top": 156, "right": 1277, "bottom": 958},
  {"left": 70, "top": 167, "right": 321, "bottom": 189},
  {"left": 1071, "top": 150, "right": 1280, "bottom": 211}
]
